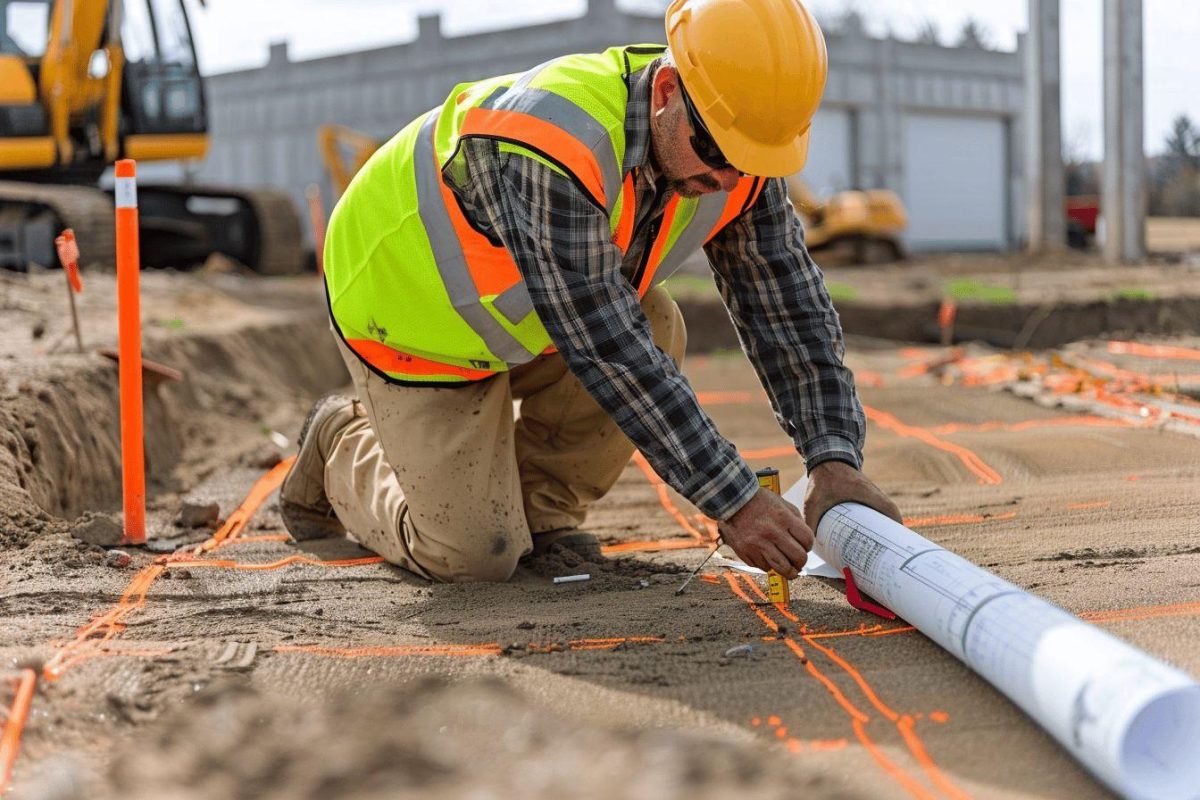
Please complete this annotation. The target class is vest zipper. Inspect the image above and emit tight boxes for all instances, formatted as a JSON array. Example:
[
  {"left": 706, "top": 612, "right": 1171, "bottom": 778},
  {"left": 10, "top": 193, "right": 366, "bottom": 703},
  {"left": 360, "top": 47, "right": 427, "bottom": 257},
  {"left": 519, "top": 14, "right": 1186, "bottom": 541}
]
[{"left": 630, "top": 218, "right": 660, "bottom": 291}]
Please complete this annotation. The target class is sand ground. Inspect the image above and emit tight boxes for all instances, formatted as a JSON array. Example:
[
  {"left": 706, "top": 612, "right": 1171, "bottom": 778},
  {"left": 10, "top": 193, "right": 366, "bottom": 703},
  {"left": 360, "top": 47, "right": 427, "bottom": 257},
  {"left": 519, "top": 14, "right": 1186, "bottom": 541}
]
[{"left": 2, "top": 265, "right": 1199, "bottom": 799}]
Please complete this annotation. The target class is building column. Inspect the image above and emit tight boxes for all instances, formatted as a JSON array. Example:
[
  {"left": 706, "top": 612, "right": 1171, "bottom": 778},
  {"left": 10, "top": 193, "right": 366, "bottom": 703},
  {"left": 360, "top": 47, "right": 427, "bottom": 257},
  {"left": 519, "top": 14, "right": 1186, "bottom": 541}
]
[
  {"left": 1024, "top": 0, "right": 1065, "bottom": 252},
  {"left": 1102, "top": 0, "right": 1145, "bottom": 263}
]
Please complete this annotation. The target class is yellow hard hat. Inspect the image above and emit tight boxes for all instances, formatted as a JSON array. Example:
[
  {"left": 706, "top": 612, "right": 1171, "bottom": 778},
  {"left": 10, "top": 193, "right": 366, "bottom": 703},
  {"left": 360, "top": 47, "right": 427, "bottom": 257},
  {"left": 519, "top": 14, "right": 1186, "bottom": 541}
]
[{"left": 665, "top": 0, "right": 828, "bottom": 177}]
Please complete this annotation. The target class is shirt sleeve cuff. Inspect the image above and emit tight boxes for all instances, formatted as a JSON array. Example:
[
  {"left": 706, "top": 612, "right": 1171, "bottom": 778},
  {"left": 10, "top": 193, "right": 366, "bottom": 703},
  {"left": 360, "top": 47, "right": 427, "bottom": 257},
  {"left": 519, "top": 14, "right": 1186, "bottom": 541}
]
[
  {"left": 693, "top": 458, "right": 760, "bottom": 522},
  {"left": 801, "top": 434, "right": 863, "bottom": 472}
]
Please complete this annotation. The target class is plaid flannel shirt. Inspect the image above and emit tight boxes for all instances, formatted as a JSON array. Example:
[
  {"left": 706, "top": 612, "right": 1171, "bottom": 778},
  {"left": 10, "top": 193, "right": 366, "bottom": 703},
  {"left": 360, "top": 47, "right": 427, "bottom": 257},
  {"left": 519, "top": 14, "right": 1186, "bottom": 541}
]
[{"left": 445, "top": 63, "right": 865, "bottom": 521}]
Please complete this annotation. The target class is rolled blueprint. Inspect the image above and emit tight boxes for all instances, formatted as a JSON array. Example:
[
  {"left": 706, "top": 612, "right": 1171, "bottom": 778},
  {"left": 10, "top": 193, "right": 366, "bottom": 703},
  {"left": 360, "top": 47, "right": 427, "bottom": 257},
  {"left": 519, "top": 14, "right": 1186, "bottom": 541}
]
[{"left": 785, "top": 486, "right": 1200, "bottom": 800}]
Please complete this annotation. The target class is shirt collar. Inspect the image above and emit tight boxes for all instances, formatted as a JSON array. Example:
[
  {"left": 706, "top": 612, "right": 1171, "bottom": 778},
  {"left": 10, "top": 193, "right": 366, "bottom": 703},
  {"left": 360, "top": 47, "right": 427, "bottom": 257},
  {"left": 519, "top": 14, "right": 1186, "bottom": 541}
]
[{"left": 622, "top": 61, "right": 656, "bottom": 179}]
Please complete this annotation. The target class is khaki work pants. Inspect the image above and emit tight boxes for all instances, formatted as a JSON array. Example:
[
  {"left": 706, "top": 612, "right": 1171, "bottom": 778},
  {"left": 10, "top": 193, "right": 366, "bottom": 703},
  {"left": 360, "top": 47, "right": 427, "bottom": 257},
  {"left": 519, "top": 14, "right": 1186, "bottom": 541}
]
[{"left": 323, "top": 285, "right": 687, "bottom": 582}]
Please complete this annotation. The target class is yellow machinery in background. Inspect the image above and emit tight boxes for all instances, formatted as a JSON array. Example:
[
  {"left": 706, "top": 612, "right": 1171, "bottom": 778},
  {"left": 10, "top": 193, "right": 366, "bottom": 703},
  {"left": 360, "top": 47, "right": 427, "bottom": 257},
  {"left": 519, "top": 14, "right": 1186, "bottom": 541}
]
[
  {"left": 316, "top": 123, "right": 906, "bottom": 267},
  {"left": 0, "top": 0, "right": 302, "bottom": 272},
  {"left": 785, "top": 174, "right": 907, "bottom": 265}
]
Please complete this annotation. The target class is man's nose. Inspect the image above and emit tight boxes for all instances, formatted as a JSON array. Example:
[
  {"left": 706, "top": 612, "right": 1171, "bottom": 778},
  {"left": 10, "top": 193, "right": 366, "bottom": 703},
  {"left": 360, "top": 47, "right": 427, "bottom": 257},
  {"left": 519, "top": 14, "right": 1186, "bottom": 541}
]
[{"left": 714, "top": 167, "right": 741, "bottom": 193}]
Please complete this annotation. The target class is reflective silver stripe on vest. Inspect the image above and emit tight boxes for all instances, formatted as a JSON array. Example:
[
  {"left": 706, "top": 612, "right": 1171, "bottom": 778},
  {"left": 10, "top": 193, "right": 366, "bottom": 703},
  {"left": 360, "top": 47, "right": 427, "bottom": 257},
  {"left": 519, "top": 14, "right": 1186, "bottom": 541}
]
[
  {"left": 414, "top": 112, "right": 537, "bottom": 368},
  {"left": 654, "top": 192, "right": 729, "bottom": 282},
  {"left": 492, "top": 282, "right": 535, "bottom": 326},
  {"left": 489, "top": 87, "right": 622, "bottom": 214}
]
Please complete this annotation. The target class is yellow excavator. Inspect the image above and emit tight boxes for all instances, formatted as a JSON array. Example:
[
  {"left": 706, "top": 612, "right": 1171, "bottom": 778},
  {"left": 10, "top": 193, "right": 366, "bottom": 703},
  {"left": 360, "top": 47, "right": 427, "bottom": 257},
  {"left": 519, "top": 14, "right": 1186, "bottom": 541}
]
[
  {"left": 785, "top": 174, "right": 907, "bottom": 265},
  {"left": 318, "top": 125, "right": 906, "bottom": 266},
  {"left": 0, "top": 0, "right": 302, "bottom": 273}
]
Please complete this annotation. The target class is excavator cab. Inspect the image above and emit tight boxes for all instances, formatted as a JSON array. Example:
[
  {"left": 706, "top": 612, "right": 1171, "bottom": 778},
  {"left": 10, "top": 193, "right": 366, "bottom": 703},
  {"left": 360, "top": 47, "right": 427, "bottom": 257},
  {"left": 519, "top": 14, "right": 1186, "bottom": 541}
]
[{"left": 0, "top": 0, "right": 302, "bottom": 273}]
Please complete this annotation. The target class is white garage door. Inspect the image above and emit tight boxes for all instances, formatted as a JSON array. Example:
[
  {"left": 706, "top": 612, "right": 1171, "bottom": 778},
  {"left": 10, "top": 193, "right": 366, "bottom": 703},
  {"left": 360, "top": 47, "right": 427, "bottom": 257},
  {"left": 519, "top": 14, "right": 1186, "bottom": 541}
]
[
  {"left": 801, "top": 108, "right": 853, "bottom": 199},
  {"left": 903, "top": 114, "right": 1008, "bottom": 251}
]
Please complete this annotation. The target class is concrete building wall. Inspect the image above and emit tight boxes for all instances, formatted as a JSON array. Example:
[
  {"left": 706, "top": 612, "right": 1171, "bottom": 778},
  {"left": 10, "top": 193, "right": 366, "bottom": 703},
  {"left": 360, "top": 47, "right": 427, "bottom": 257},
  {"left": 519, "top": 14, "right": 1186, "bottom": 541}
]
[{"left": 196, "top": 1, "right": 1026, "bottom": 253}]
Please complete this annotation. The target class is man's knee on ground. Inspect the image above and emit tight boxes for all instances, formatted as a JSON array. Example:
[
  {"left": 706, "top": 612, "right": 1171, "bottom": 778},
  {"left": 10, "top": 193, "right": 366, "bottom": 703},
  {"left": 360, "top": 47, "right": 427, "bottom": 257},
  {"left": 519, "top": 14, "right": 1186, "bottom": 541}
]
[
  {"left": 426, "top": 532, "right": 525, "bottom": 583},
  {"left": 641, "top": 284, "right": 687, "bottom": 363}
]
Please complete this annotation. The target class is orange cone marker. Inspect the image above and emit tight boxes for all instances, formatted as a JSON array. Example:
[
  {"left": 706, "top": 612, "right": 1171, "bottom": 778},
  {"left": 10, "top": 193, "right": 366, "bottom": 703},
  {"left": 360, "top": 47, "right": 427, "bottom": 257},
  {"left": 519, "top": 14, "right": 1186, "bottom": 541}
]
[{"left": 114, "top": 160, "right": 145, "bottom": 545}]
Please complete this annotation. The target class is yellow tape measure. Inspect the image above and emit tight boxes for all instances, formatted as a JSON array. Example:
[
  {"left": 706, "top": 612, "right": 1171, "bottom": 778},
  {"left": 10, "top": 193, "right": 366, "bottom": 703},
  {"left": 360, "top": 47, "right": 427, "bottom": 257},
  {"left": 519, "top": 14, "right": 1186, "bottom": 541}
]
[{"left": 755, "top": 468, "right": 790, "bottom": 605}]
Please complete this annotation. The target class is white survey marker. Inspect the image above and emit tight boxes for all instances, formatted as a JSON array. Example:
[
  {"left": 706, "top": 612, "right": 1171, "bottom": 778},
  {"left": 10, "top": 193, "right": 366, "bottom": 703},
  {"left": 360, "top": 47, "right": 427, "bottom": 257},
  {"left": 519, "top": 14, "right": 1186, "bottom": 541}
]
[{"left": 783, "top": 480, "right": 1200, "bottom": 800}]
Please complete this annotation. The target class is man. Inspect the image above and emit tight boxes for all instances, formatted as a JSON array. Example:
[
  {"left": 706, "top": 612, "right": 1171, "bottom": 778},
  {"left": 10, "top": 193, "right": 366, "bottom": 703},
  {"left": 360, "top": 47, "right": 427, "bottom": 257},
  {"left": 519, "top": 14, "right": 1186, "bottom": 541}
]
[{"left": 281, "top": 0, "right": 901, "bottom": 583}]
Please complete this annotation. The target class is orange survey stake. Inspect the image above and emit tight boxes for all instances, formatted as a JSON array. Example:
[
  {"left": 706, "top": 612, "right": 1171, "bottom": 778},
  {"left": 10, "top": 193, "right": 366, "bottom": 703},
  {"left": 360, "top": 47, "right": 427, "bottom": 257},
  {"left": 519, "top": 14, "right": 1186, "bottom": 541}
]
[{"left": 115, "top": 159, "right": 145, "bottom": 545}]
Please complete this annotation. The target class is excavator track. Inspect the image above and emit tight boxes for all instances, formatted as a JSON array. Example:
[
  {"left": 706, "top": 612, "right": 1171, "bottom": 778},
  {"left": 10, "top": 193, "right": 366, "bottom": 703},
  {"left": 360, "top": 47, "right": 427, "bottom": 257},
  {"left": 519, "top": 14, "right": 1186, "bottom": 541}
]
[{"left": 0, "top": 181, "right": 115, "bottom": 270}]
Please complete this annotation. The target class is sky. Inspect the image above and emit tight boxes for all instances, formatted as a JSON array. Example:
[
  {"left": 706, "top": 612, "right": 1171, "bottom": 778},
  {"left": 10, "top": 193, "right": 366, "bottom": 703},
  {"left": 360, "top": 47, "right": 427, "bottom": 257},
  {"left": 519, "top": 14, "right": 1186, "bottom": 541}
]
[{"left": 183, "top": 0, "right": 1200, "bottom": 159}]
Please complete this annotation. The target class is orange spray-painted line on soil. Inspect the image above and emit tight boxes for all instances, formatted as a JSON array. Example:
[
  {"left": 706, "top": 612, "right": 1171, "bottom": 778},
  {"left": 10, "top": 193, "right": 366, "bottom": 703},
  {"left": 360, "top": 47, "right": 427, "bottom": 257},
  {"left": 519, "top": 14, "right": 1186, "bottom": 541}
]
[
  {"left": 601, "top": 538, "right": 708, "bottom": 554},
  {"left": 864, "top": 406, "right": 1002, "bottom": 485},
  {"left": 727, "top": 577, "right": 940, "bottom": 799},
  {"left": 275, "top": 636, "right": 664, "bottom": 659},
  {"left": 736, "top": 575, "right": 969, "bottom": 800},
  {"left": 42, "top": 458, "right": 294, "bottom": 681},
  {"left": 905, "top": 512, "right": 1017, "bottom": 528},
  {"left": 694, "top": 391, "right": 759, "bottom": 405},
  {"left": 740, "top": 445, "right": 796, "bottom": 461},
  {"left": 1065, "top": 500, "right": 1112, "bottom": 510},
  {"left": 0, "top": 669, "right": 37, "bottom": 793},
  {"left": 631, "top": 452, "right": 708, "bottom": 541},
  {"left": 927, "top": 415, "right": 1135, "bottom": 435},
  {"left": 1107, "top": 341, "right": 1200, "bottom": 361},
  {"left": 1080, "top": 601, "right": 1200, "bottom": 625},
  {"left": 167, "top": 555, "right": 385, "bottom": 571}
]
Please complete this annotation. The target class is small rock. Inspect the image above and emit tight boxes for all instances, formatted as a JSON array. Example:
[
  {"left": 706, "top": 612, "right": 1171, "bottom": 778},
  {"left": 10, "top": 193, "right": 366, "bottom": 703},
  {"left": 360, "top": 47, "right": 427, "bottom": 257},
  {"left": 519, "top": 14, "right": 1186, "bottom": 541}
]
[
  {"left": 175, "top": 501, "right": 220, "bottom": 529},
  {"left": 635, "top": 579, "right": 650, "bottom": 589},
  {"left": 71, "top": 512, "right": 123, "bottom": 547},
  {"left": 516, "top": 621, "right": 535, "bottom": 630},
  {"left": 723, "top": 644, "right": 755, "bottom": 658},
  {"left": 105, "top": 549, "right": 132, "bottom": 568},
  {"left": 31, "top": 320, "right": 46, "bottom": 340},
  {"left": 174, "top": 569, "right": 193, "bottom": 580}
]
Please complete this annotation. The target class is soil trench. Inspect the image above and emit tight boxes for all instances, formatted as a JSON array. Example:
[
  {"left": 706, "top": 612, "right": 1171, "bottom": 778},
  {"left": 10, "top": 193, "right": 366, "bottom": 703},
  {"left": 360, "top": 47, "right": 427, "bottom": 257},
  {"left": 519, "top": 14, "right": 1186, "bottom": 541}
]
[{"left": 2, "top": 272, "right": 1199, "bottom": 799}]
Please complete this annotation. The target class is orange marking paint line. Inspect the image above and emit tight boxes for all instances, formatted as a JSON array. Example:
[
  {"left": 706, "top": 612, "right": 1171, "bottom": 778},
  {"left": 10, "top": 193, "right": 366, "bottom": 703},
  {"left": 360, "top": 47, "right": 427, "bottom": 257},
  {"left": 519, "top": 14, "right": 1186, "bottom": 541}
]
[
  {"left": 276, "top": 636, "right": 664, "bottom": 659},
  {"left": 722, "top": 573, "right": 779, "bottom": 632},
  {"left": 864, "top": 405, "right": 1002, "bottom": 485},
  {"left": 631, "top": 451, "right": 707, "bottom": 541},
  {"left": 897, "top": 714, "right": 973, "bottom": 800},
  {"left": 694, "top": 391, "right": 758, "bottom": 405},
  {"left": 1065, "top": 501, "right": 1112, "bottom": 510},
  {"left": 740, "top": 445, "right": 796, "bottom": 460},
  {"left": 929, "top": 712, "right": 951, "bottom": 724},
  {"left": 735, "top": 575, "right": 969, "bottom": 800},
  {"left": 1080, "top": 601, "right": 1200, "bottom": 625},
  {"left": 227, "top": 534, "right": 292, "bottom": 544},
  {"left": 43, "top": 459, "right": 294, "bottom": 681},
  {"left": 0, "top": 669, "right": 36, "bottom": 793},
  {"left": 724, "top": 580, "right": 942, "bottom": 799},
  {"left": 1106, "top": 340, "right": 1200, "bottom": 362},
  {"left": 928, "top": 415, "right": 1135, "bottom": 435},
  {"left": 856, "top": 370, "right": 886, "bottom": 388},
  {"left": 601, "top": 538, "right": 707, "bottom": 554},
  {"left": 278, "top": 643, "right": 503, "bottom": 658},
  {"left": 905, "top": 512, "right": 1017, "bottom": 528},
  {"left": 167, "top": 555, "right": 385, "bottom": 571},
  {"left": 698, "top": 574, "right": 720, "bottom": 585},
  {"left": 805, "top": 625, "right": 918, "bottom": 640}
]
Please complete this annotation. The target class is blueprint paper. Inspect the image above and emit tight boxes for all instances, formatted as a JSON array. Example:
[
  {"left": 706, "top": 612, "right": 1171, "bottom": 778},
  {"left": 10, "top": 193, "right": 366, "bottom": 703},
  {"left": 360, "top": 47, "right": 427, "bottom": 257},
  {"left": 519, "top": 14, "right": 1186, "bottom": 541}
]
[{"left": 800, "top": 494, "right": 1200, "bottom": 800}]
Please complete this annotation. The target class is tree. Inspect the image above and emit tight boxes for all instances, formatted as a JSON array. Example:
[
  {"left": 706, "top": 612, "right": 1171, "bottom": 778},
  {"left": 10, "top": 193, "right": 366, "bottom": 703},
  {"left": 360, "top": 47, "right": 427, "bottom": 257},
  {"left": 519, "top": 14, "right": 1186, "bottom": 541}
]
[
  {"left": 1163, "top": 114, "right": 1200, "bottom": 170},
  {"left": 956, "top": 18, "right": 991, "bottom": 50},
  {"left": 914, "top": 19, "right": 940, "bottom": 45}
]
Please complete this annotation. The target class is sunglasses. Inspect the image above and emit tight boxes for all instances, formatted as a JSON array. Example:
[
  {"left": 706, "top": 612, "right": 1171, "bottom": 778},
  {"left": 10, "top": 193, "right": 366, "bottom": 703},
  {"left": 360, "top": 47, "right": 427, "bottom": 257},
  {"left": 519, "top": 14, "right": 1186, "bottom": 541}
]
[{"left": 678, "top": 80, "right": 737, "bottom": 172}]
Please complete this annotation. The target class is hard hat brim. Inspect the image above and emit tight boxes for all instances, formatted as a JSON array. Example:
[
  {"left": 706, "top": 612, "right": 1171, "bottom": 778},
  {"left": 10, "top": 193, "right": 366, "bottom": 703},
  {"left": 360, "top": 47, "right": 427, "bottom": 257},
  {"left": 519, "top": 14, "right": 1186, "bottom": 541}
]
[{"left": 717, "top": 127, "right": 811, "bottom": 178}]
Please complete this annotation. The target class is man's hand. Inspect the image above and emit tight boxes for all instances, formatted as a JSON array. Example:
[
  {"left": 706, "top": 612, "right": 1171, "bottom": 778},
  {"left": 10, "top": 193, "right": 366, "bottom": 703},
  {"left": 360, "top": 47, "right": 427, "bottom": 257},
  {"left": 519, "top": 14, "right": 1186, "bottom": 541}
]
[
  {"left": 803, "top": 461, "right": 902, "bottom": 532},
  {"left": 719, "top": 487, "right": 812, "bottom": 579}
]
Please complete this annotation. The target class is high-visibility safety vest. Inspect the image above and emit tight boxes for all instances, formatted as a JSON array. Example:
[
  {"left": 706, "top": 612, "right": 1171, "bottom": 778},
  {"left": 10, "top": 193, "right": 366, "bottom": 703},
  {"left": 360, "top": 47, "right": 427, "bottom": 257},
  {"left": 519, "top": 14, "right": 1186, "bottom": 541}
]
[{"left": 325, "top": 45, "right": 764, "bottom": 386}]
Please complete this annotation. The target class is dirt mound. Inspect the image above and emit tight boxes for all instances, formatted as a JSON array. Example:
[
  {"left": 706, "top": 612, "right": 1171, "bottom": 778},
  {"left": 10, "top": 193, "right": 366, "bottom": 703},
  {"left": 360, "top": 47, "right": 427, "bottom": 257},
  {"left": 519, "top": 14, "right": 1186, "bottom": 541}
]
[{"left": 57, "top": 677, "right": 819, "bottom": 800}]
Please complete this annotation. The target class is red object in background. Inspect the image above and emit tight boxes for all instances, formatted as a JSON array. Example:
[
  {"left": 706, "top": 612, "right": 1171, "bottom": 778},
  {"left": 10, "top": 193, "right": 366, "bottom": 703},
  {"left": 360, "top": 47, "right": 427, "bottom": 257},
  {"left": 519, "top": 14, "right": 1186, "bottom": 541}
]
[
  {"left": 1066, "top": 195, "right": 1100, "bottom": 235},
  {"left": 54, "top": 229, "right": 82, "bottom": 293}
]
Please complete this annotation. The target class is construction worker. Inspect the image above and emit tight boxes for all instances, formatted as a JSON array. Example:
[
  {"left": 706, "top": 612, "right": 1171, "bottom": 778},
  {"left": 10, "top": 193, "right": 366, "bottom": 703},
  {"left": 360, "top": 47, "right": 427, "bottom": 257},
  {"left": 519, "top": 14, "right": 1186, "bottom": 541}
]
[{"left": 281, "top": 0, "right": 902, "bottom": 582}]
